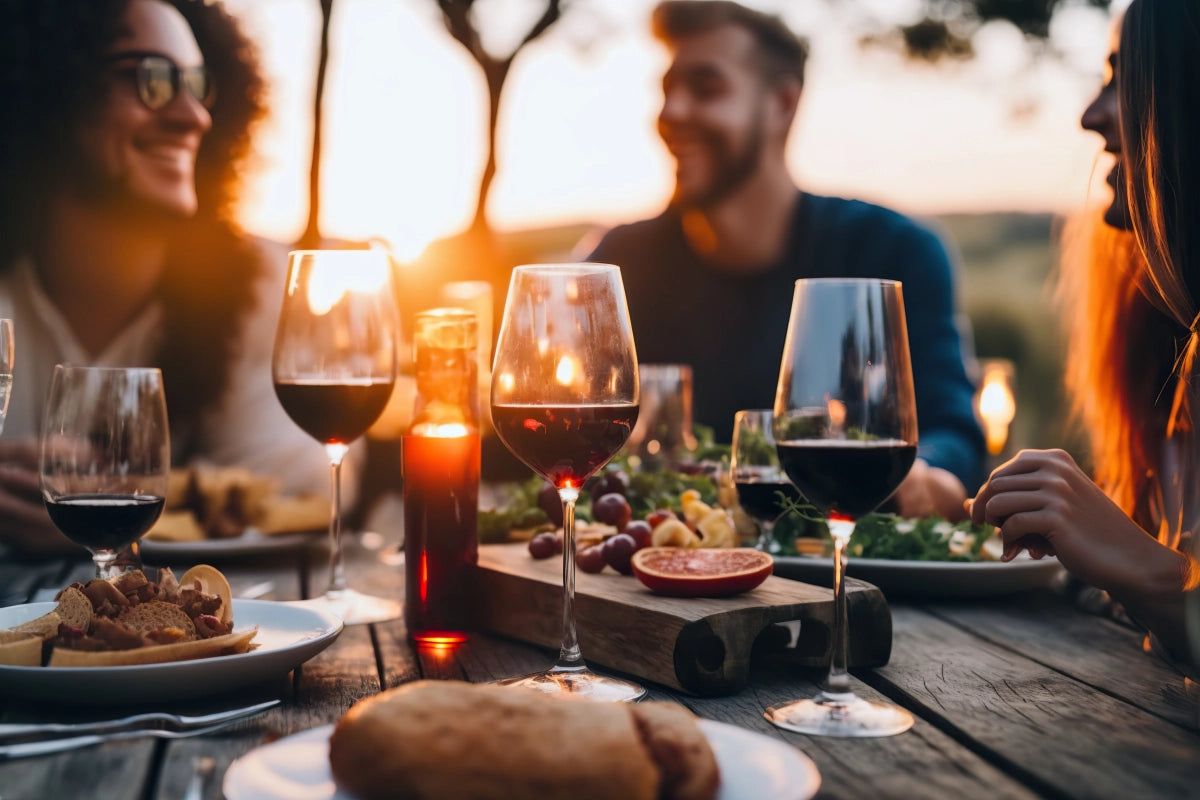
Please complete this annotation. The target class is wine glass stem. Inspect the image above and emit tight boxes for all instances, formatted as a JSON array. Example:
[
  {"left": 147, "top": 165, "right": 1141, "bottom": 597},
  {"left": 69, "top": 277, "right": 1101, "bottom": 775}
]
[
  {"left": 93, "top": 550, "right": 119, "bottom": 581},
  {"left": 556, "top": 487, "right": 583, "bottom": 670},
  {"left": 827, "top": 519, "right": 853, "bottom": 694},
  {"left": 325, "top": 443, "right": 350, "bottom": 597}
]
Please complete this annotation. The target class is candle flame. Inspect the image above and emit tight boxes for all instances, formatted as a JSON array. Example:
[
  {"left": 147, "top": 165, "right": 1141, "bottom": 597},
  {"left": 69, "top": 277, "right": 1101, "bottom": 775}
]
[
  {"left": 411, "top": 422, "right": 470, "bottom": 438},
  {"left": 977, "top": 363, "right": 1017, "bottom": 455}
]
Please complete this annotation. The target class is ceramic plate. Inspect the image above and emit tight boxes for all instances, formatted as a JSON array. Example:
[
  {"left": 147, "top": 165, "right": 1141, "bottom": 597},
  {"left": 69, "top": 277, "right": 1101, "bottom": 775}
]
[
  {"left": 223, "top": 719, "right": 820, "bottom": 800},
  {"left": 0, "top": 599, "right": 342, "bottom": 704},
  {"left": 140, "top": 528, "right": 324, "bottom": 562},
  {"left": 772, "top": 552, "right": 1063, "bottom": 598}
]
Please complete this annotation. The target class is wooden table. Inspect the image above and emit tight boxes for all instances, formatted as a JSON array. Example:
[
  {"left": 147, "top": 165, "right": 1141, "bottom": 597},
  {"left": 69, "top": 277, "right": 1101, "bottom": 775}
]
[{"left": 1, "top": 539, "right": 1197, "bottom": 800}]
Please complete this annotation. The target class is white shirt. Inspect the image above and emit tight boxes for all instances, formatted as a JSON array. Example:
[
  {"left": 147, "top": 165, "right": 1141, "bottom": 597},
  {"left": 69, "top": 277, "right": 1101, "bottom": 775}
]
[{"left": 0, "top": 239, "right": 361, "bottom": 503}]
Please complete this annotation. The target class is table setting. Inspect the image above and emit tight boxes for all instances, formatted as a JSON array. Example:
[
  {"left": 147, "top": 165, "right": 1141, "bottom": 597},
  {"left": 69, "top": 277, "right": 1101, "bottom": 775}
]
[{"left": 0, "top": 267, "right": 1196, "bottom": 800}]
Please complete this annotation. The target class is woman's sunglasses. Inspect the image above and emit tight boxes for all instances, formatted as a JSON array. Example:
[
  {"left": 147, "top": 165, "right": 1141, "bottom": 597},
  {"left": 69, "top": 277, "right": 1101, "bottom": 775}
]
[{"left": 106, "top": 51, "right": 214, "bottom": 111}]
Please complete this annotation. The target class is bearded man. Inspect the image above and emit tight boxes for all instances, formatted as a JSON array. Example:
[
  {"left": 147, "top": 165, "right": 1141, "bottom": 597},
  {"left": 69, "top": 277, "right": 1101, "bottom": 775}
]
[{"left": 587, "top": 0, "right": 984, "bottom": 521}]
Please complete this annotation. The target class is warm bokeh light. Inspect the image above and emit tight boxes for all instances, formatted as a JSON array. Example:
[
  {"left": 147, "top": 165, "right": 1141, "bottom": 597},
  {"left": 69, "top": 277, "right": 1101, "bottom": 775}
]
[
  {"left": 977, "top": 360, "right": 1017, "bottom": 456},
  {"left": 221, "top": 0, "right": 1116, "bottom": 253},
  {"left": 301, "top": 249, "right": 391, "bottom": 315},
  {"left": 555, "top": 354, "right": 578, "bottom": 386}
]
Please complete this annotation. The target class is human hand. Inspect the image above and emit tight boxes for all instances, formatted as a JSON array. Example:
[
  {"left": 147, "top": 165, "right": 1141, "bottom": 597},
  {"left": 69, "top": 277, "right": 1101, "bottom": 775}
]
[
  {"left": 891, "top": 459, "right": 968, "bottom": 522},
  {"left": 968, "top": 449, "right": 1189, "bottom": 596},
  {"left": 0, "top": 440, "right": 83, "bottom": 557}
]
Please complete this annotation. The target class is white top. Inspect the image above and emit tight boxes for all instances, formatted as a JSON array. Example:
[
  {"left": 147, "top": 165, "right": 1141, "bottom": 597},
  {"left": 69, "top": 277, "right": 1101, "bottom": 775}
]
[{"left": 0, "top": 239, "right": 361, "bottom": 504}]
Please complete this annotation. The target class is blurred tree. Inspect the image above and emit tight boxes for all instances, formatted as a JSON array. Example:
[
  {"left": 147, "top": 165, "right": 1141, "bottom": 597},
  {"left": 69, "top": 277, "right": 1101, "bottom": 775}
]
[
  {"left": 856, "top": 0, "right": 1113, "bottom": 61},
  {"left": 300, "top": 0, "right": 334, "bottom": 249}
]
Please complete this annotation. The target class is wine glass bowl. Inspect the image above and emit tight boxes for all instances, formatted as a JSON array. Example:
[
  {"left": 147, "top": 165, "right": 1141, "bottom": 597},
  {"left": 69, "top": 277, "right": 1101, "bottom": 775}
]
[
  {"left": 731, "top": 409, "right": 800, "bottom": 552},
  {"left": 767, "top": 278, "right": 918, "bottom": 737},
  {"left": 39, "top": 366, "right": 169, "bottom": 578},
  {"left": 272, "top": 249, "right": 400, "bottom": 625},
  {"left": 490, "top": 263, "right": 644, "bottom": 701}
]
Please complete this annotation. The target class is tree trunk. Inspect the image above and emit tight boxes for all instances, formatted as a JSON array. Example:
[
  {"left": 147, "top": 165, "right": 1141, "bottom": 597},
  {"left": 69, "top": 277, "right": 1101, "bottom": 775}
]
[{"left": 300, "top": 0, "right": 335, "bottom": 249}]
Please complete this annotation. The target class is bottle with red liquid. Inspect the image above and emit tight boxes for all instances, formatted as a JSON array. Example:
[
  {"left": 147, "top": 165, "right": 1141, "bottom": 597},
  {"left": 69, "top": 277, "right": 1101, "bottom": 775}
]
[{"left": 403, "top": 308, "right": 480, "bottom": 644}]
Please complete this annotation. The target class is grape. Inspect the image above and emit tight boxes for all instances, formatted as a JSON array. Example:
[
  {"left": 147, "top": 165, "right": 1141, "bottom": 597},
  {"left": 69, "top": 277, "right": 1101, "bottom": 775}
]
[
  {"left": 593, "top": 493, "right": 632, "bottom": 530},
  {"left": 527, "top": 532, "right": 558, "bottom": 560},
  {"left": 537, "top": 482, "right": 564, "bottom": 527},
  {"left": 602, "top": 533, "right": 638, "bottom": 575},
  {"left": 590, "top": 468, "right": 630, "bottom": 499},
  {"left": 624, "top": 520, "right": 653, "bottom": 550},
  {"left": 576, "top": 544, "right": 607, "bottom": 574}
]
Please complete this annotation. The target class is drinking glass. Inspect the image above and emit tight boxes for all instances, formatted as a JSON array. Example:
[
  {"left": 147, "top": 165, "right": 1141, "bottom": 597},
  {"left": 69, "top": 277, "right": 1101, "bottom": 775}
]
[
  {"left": 0, "top": 319, "right": 12, "bottom": 435},
  {"left": 767, "top": 278, "right": 918, "bottom": 737},
  {"left": 731, "top": 409, "right": 800, "bottom": 552},
  {"left": 40, "top": 366, "right": 169, "bottom": 579},
  {"left": 626, "top": 364, "right": 697, "bottom": 470},
  {"left": 491, "top": 263, "right": 643, "bottom": 701},
  {"left": 273, "top": 249, "right": 400, "bottom": 625}
]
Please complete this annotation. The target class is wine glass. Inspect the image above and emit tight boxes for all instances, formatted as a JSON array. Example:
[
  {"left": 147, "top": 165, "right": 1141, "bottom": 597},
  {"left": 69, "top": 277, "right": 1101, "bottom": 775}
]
[
  {"left": 490, "top": 263, "right": 643, "bottom": 701},
  {"left": 273, "top": 249, "right": 400, "bottom": 625},
  {"left": 766, "top": 278, "right": 918, "bottom": 737},
  {"left": 0, "top": 319, "right": 12, "bottom": 435},
  {"left": 40, "top": 366, "right": 169, "bottom": 579},
  {"left": 731, "top": 409, "right": 800, "bottom": 552}
]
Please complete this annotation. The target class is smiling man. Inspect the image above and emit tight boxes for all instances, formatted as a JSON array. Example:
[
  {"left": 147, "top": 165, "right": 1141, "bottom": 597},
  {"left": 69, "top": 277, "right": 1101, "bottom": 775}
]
[{"left": 587, "top": 0, "right": 985, "bottom": 521}]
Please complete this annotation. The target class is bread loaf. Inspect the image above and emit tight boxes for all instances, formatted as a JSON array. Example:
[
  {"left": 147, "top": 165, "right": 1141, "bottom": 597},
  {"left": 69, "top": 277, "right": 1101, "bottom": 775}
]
[{"left": 328, "top": 680, "right": 719, "bottom": 800}]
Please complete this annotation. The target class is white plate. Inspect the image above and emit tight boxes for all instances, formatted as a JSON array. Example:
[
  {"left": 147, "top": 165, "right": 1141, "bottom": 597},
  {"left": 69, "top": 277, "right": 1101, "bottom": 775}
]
[
  {"left": 140, "top": 528, "right": 324, "bottom": 561},
  {"left": 223, "top": 718, "right": 820, "bottom": 800},
  {"left": 772, "top": 552, "right": 1063, "bottom": 598},
  {"left": 0, "top": 599, "right": 342, "bottom": 704}
]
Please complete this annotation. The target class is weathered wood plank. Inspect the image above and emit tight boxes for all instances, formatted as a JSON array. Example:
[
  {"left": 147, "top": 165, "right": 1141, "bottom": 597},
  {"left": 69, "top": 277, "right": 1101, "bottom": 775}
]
[
  {"left": 923, "top": 592, "right": 1198, "bottom": 730},
  {"left": 873, "top": 606, "right": 1200, "bottom": 799},
  {"left": 0, "top": 741, "right": 154, "bottom": 800}
]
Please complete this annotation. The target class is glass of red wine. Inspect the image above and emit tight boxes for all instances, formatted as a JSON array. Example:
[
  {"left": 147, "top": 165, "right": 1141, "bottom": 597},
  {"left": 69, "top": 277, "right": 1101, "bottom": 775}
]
[
  {"left": 491, "top": 263, "right": 643, "bottom": 701},
  {"left": 767, "top": 278, "right": 918, "bottom": 737},
  {"left": 39, "top": 366, "right": 169, "bottom": 579},
  {"left": 273, "top": 249, "right": 399, "bottom": 625},
  {"left": 731, "top": 409, "right": 800, "bottom": 552}
]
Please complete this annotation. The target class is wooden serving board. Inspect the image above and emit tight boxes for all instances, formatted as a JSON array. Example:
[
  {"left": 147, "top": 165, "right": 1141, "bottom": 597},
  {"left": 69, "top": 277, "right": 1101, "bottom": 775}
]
[{"left": 471, "top": 544, "right": 892, "bottom": 697}]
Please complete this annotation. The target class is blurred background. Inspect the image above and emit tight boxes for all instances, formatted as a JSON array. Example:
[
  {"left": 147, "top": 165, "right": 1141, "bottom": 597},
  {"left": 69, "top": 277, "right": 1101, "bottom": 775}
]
[{"left": 219, "top": 0, "right": 1124, "bottom": 465}]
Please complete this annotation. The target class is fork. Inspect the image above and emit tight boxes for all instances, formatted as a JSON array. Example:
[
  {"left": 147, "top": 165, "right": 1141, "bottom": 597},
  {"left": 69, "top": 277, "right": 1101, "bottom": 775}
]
[
  {"left": 0, "top": 699, "right": 280, "bottom": 741},
  {"left": 0, "top": 716, "right": 258, "bottom": 760}
]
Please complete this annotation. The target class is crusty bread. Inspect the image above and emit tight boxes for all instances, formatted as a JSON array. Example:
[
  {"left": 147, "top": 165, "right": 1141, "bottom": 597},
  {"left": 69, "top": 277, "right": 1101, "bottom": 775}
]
[
  {"left": 145, "top": 510, "right": 207, "bottom": 542},
  {"left": 47, "top": 628, "right": 257, "bottom": 667},
  {"left": 10, "top": 610, "right": 64, "bottom": 641},
  {"left": 630, "top": 702, "right": 721, "bottom": 800},
  {"left": 0, "top": 631, "right": 43, "bottom": 666},
  {"left": 328, "top": 680, "right": 720, "bottom": 800},
  {"left": 254, "top": 493, "right": 328, "bottom": 535},
  {"left": 117, "top": 601, "right": 197, "bottom": 640},
  {"left": 9, "top": 586, "right": 93, "bottom": 641}
]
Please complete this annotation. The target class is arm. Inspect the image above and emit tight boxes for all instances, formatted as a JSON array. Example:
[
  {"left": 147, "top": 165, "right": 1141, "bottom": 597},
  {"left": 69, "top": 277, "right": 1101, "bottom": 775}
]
[
  {"left": 889, "top": 225, "right": 985, "bottom": 518},
  {"left": 970, "top": 448, "right": 1199, "bottom": 664},
  {"left": 0, "top": 440, "right": 84, "bottom": 557}
]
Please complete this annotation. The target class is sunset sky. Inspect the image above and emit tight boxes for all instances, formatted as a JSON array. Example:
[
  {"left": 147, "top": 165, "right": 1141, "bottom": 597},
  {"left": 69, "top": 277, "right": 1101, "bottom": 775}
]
[{"left": 220, "top": 0, "right": 1122, "bottom": 260}]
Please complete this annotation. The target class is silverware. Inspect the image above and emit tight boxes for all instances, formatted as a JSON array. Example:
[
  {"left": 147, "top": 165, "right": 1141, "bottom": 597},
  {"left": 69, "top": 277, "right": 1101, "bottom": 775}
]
[
  {"left": 182, "top": 755, "right": 216, "bottom": 800},
  {"left": 0, "top": 699, "right": 279, "bottom": 741},
  {"left": 0, "top": 716, "right": 256, "bottom": 760}
]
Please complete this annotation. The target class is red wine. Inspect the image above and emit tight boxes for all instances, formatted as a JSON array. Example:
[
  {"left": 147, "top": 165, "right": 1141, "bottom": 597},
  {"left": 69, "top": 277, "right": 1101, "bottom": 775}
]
[
  {"left": 776, "top": 439, "right": 916, "bottom": 519},
  {"left": 46, "top": 494, "right": 165, "bottom": 552},
  {"left": 274, "top": 380, "right": 394, "bottom": 444},
  {"left": 735, "top": 478, "right": 802, "bottom": 522},
  {"left": 491, "top": 404, "right": 638, "bottom": 489}
]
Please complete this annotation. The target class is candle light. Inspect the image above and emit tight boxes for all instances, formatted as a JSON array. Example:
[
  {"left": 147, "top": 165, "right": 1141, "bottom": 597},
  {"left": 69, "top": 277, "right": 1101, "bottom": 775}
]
[
  {"left": 403, "top": 309, "right": 480, "bottom": 644},
  {"left": 976, "top": 360, "right": 1017, "bottom": 456}
]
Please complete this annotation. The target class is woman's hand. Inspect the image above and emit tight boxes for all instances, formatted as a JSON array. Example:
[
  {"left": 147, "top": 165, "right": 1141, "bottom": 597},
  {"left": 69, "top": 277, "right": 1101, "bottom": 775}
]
[
  {"left": 968, "top": 449, "right": 1190, "bottom": 597},
  {"left": 892, "top": 459, "right": 968, "bottom": 522},
  {"left": 0, "top": 440, "right": 82, "bottom": 557}
]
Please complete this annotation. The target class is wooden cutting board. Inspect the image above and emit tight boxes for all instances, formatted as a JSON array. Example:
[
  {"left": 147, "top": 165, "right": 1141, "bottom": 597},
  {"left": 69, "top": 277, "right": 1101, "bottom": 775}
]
[{"left": 470, "top": 544, "right": 892, "bottom": 697}]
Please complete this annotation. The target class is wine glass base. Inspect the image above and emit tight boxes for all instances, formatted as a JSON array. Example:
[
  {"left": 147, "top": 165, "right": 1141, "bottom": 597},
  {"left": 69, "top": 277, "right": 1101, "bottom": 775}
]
[
  {"left": 765, "top": 691, "right": 914, "bottom": 737},
  {"left": 493, "top": 668, "right": 646, "bottom": 703},
  {"left": 293, "top": 588, "right": 401, "bottom": 626}
]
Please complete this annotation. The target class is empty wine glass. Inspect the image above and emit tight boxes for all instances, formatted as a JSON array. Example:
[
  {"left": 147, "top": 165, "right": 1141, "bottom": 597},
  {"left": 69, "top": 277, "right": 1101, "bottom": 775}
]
[
  {"left": 767, "top": 278, "right": 917, "bottom": 737},
  {"left": 731, "top": 409, "right": 800, "bottom": 552},
  {"left": 273, "top": 249, "right": 400, "bottom": 625},
  {"left": 0, "top": 319, "right": 11, "bottom": 435},
  {"left": 491, "top": 263, "right": 643, "bottom": 701},
  {"left": 40, "top": 366, "right": 169, "bottom": 579}
]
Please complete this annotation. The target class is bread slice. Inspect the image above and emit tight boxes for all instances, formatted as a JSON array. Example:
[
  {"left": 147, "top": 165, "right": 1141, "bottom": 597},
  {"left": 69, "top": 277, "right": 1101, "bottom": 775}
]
[
  {"left": 0, "top": 630, "right": 43, "bottom": 666},
  {"left": 254, "top": 493, "right": 328, "bottom": 534},
  {"left": 53, "top": 586, "right": 95, "bottom": 630},
  {"left": 329, "top": 680, "right": 662, "bottom": 800},
  {"left": 631, "top": 702, "right": 721, "bottom": 800},
  {"left": 47, "top": 627, "right": 257, "bottom": 667},
  {"left": 117, "top": 601, "right": 197, "bottom": 640},
  {"left": 144, "top": 510, "right": 206, "bottom": 542}
]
